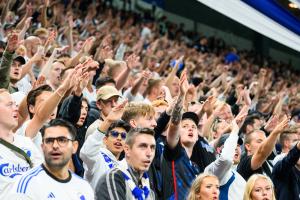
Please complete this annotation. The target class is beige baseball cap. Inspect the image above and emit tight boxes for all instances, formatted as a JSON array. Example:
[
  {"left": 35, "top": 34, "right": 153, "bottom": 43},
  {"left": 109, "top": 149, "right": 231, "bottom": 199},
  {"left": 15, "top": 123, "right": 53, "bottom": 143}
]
[{"left": 96, "top": 85, "right": 121, "bottom": 101}]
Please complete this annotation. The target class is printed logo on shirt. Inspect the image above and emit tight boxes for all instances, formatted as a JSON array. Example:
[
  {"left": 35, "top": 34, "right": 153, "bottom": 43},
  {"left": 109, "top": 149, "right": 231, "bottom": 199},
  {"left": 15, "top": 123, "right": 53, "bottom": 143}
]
[
  {"left": 77, "top": 192, "right": 86, "bottom": 200},
  {"left": 20, "top": 148, "right": 32, "bottom": 158},
  {"left": 79, "top": 195, "right": 86, "bottom": 200},
  {"left": 47, "top": 192, "right": 55, "bottom": 198},
  {"left": 0, "top": 163, "right": 30, "bottom": 178}
]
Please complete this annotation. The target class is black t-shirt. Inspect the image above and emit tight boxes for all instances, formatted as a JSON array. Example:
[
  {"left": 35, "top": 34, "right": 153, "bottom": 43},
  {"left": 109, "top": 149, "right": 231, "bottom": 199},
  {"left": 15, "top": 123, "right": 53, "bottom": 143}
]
[
  {"left": 191, "top": 136, "right": 216, "bottom": 173},
  {"left": 237, "top": 154, "right": 273, "bottom": 180}
]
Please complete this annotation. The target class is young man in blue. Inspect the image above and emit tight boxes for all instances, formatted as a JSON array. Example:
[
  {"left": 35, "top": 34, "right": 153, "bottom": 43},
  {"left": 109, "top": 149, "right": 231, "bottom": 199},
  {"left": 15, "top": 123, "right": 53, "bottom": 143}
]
[{"left": 161, "top": 76, "right": 201, "bottom": 200}]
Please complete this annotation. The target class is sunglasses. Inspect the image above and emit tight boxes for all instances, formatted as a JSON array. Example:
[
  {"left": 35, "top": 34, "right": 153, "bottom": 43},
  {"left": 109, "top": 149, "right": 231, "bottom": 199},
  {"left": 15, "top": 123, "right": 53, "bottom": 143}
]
[{"left": 109, "top": 130, "right": 126, "bottom": 140}]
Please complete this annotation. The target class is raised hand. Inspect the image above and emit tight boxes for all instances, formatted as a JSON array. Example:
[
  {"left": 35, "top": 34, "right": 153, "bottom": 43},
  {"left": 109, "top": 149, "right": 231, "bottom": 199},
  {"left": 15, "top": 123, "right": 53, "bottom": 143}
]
[
  {"left": 97, "top": 45, "right": 113, "bottom": 62},
  {"left": 26, "top": 3, "right": 33, "bottom": 17},
  {"left": 24, "top": 17, "right": 32, "bottom": 31},
  {"left": 82, "top": 36, "right": 95, "bottom": 54},
  {"left": 106, "top": 99, "right": 128, "bottom": 122},
  {"left": 82, "top": 57, "right": 99, "bottom": 73},
  {"left": 74, "top": 71, "right": 90, "bottom": 96},
  {"left": 32, "top": 75, "right": 46, "bottom": 89},
  {"left": 61, "top": 64, "right": 83, "bottom": 91},
  {"left": 264, "top": 115, "right": 279, "bottom": 133},
  {"left": 6, "top": 32, "right": 19, "bottom": 53},
  {"left": 51, "top": 46, "right": 69, "bottom": 58},
  {"left": 126, "top": 53, "right": 140, "bottom": 69},
  {"left": 272, "top": 115, "right": 289, "bottom": 135},
  {"left": 31, "top": 46, "right": 45, "bottom": 62},
  {"left": 44, "top": 30, "right": 57, "bottom": 46},
  {"left": 101, "top": 34, "right": 112, "bottom": 47},
  {"left": 202, "top": 96, "right": 216, "bottom": 116},
  {"left": 179, "top": 69, "right": 188, "bottom": 95},
  {"left": 243, "top": 87, "right": 252, "bottom": 106},
  {"left": 141, "top": 70, "right": 152, "bottom": 80},
  {"left": 67, "top": 14, "right": 75, "bottom": 28},
  {"left": 235, "top": 105, "right": 249, "bottom": 128}
]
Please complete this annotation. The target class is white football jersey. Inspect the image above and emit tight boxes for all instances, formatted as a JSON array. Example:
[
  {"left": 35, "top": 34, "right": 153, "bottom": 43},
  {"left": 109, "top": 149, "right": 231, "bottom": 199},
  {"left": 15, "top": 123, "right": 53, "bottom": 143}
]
[
  {"left": 80, "top": 130, "right": 118, "bottom": 189},
  {"left": 9, "top": 164, "right": 95, "bottom": 200},
  {"left": 0, "top": 135, "right": 43, "bottom": 199}
]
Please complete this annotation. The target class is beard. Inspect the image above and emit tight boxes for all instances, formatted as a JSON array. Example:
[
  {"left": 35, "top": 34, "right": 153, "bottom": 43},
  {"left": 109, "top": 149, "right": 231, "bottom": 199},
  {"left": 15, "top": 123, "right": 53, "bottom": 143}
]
[{"left": 44, "top": 153, "right": 71, "bottom": 170}]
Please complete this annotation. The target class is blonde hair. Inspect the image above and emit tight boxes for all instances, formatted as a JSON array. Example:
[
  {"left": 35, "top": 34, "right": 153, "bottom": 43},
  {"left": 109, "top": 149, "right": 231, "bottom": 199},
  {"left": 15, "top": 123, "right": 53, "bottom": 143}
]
[
  {"left": 187, "top": 173, "right": 219, "bottom": 200},
  {"left": 243, "top": 174, "right": 276, "bottom": 200},
  {"left": 151, "top": 100, "right": 168, "bottom": 108},
  {"left": 122, "top": 102, "right": 155, "bottom": 123},
  {"left": 34, "top": 28, "right": 49, "bottom": 36}
]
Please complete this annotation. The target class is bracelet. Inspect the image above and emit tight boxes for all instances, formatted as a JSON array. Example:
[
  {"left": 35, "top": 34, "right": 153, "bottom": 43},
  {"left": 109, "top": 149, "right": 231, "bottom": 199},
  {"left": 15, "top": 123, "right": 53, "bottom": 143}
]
[{"left": 97, "top": 127, "right": 106, "bottom": 135}]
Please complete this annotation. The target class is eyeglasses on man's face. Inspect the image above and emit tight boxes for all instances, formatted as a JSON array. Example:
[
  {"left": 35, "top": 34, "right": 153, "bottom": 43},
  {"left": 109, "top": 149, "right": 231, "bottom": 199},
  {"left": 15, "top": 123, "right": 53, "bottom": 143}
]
[
  {"left": 43, "top": 136, "right": 74, "bottom": 146},
  {"left": 109, "top": 130, "right": 126, "bottom": 140}
]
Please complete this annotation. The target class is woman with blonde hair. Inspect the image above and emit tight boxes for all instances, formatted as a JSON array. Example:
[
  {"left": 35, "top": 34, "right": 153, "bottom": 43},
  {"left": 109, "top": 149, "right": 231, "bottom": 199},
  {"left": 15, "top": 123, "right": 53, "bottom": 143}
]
[
  {"left": 187, "top": 173, "right": 220, "bottom": 200},
  {"left": 244, "top": 174, "right": 276, "bottom": 200}
]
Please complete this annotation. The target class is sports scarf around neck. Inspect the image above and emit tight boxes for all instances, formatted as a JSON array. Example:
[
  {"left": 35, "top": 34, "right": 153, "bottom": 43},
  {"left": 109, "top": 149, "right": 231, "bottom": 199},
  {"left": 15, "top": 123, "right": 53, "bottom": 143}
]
[
  {"left": 101, "top": 151, "right": 115, "bottom": 169},
  {"left": 118, "top": 159, "right": 151, "bottom": 200}
]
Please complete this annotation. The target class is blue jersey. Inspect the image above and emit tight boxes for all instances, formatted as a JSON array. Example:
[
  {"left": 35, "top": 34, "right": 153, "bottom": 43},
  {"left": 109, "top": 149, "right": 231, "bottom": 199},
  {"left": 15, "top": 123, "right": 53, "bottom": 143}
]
[{"left": 161, "top": 142, "right": 200, "bottom": 200}]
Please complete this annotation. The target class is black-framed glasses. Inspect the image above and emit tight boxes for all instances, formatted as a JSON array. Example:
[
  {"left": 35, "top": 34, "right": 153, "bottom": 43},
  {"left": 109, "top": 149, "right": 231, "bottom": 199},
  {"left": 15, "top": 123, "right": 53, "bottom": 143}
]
[
  {"left": 109, "top": 130, "right": 126, "bottom": 140},
  {"left": 43, "top": 136, "right": 74, "bottom": 146}
]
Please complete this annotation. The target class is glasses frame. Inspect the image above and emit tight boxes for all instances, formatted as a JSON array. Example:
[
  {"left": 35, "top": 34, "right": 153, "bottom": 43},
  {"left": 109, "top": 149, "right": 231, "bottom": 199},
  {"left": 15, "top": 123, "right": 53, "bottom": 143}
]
[
  {"left": 109, "top": 130, "right": 127, "bottom": 140},
  {"left": 43, "top": 136, "right": 74, "bottom": 147}
]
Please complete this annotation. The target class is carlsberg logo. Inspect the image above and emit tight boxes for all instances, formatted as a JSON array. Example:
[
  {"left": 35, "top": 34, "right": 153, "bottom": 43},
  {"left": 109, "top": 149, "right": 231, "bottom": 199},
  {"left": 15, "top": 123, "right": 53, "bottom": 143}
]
[{"left": 0, "top": 163, "right": 30, "bottom": 178}]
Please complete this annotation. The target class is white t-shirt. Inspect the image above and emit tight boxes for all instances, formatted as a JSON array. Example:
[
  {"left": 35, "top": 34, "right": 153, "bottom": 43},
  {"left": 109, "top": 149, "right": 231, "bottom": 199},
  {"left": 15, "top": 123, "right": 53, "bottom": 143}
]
[
  {"left": 80, "top": 130, "right": 117, "bottom": 189},
  {"left": 82, "top": 86, "right": 96, "bottom": 103},
  {"left": 8, "top": 164, "right": 94, "bottom": 200},
  {"left": 16, "top": 76, "right": 32, "bottom": 95},
  {"left": 0, "top": 135, "right": 43, "bottom": 199},
  {"left": 85, "top": 119, "right": 101, "bottom": 141},
  {"left": 122, "top": 87, "right": 145, "bottom": 102},
  {"left": 16, "top": 120, "right": 43, "bottom": 153}
]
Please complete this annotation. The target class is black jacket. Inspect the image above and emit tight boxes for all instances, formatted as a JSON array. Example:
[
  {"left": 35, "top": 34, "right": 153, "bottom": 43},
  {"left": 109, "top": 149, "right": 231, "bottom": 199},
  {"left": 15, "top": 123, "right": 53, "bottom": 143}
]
[
  {"left": 58, "top": 94, "right": 94, "bottom": 176},
  {"left": 272, "top": 145, "right": 300, "bottom": 200}
]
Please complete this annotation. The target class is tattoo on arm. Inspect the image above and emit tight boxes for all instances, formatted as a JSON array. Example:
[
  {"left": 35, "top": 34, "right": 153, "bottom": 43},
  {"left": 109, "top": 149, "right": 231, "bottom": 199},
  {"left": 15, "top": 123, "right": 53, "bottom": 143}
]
[{"left": 171, "top": 96, "right": 183, "bottom": 125}]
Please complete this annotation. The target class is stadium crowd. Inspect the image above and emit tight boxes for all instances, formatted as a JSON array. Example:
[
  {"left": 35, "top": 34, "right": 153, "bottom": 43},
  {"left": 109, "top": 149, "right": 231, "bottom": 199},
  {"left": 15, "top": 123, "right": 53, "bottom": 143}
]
[{"left": 1, "top": 0, "right": 300, "bottom": 199}]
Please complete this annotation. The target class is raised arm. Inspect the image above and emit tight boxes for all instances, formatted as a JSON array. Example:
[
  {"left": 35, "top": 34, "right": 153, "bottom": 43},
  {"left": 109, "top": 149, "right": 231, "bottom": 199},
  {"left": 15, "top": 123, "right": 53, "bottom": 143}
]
[
  {"left": 205, "top": 120, "right": 240, "bottom": 179},
  {"left": 0, "top": 32, "right": 18, "bottom": 90},
  {"left": 251, "top": 115, "right": 289, "bottom": 170},
  {"left": 165, "top": 56, "right": 183, "bottom": 95},
  {"left": 1, "top": 0, "right": 11, "bottom": 24},
  {"left": 25, "top": 66, "right": 80, "bottom": 138},
  {"left": 115, "top": 53, "right": 139, "bottom": 90},
  {"left": 166, "top": 70, "right": 186, "bottom": 149},
  {"left": 18, "top": 17, "right": 32, "bottom": 41},
  {"left": 41, "top": 0, "right": 50, "bottom": 28},
  {"left": 20, "top": 46, "right": 44, "bottom": 80},
  {"left": 130, "top": 70, "right": 151, "bottom": 97}
]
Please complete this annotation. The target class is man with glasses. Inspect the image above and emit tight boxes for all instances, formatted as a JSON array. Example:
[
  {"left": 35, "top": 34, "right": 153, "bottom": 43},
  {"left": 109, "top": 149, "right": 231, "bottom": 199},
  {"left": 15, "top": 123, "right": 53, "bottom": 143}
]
[
  {"left": 9, "top": 119, "right": 94, "bottom": 199},
  {"left": 81, "top": 120, "right": 131, "bottom": 189}
]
